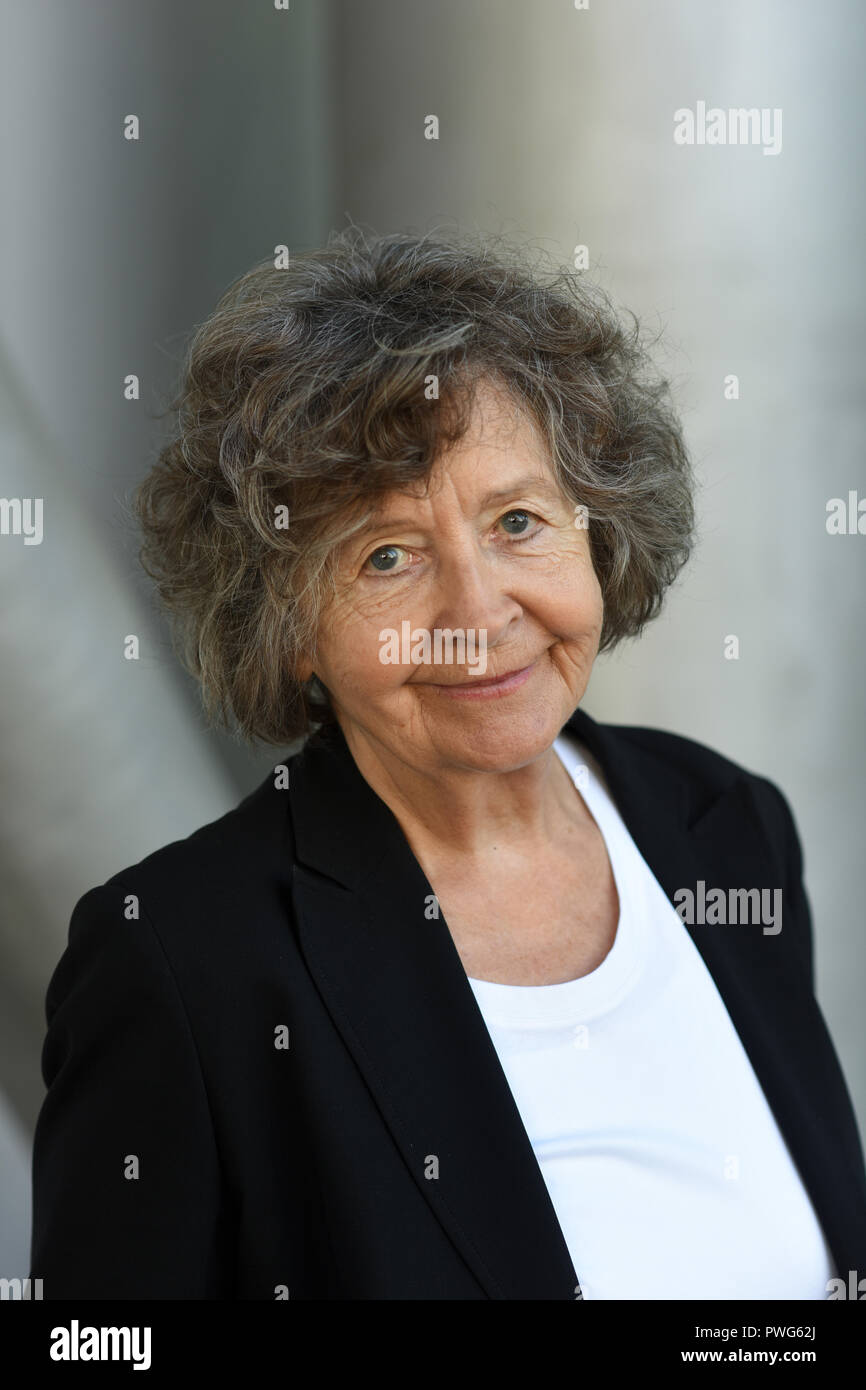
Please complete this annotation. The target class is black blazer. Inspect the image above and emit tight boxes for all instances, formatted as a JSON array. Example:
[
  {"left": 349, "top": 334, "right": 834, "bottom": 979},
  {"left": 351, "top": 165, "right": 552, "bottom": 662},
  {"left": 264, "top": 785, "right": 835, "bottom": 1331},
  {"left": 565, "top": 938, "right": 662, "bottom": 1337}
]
[{"left": 30, "top": 706, "right": 866, "bottom": 1299}]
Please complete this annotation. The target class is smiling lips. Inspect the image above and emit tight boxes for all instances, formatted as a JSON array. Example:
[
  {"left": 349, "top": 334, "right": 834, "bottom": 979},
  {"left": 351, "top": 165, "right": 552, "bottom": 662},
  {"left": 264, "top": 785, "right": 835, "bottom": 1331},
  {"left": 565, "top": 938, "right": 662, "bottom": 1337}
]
[{"left": 425, "top": 662, "right": 536, "bottom": 700}]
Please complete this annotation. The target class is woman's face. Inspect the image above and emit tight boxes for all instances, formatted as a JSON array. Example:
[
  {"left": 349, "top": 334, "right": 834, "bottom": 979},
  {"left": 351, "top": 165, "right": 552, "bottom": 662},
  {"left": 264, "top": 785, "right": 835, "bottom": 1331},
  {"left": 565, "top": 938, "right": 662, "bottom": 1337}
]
[{"left": 303, "top": 377, "right": 604, "bottom": 774}]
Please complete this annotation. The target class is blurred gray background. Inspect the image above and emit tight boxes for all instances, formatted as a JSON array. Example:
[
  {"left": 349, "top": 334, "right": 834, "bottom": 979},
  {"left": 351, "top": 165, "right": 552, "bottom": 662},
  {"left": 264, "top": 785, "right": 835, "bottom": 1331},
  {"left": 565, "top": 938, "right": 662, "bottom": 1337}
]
[{"left": 1, "top": 0, "right": 864, "bottom": 1275}]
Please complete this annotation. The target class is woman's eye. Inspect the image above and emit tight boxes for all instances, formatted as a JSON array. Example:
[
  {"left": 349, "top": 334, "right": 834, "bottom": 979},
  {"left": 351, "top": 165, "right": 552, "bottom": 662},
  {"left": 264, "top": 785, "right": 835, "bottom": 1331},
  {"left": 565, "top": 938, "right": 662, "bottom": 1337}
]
[
  {"left": 365, "top": 545, "right": 408, "bottom": 574},
  {"left": 498, "top": 509, "right": 538, "bottom": 537}
]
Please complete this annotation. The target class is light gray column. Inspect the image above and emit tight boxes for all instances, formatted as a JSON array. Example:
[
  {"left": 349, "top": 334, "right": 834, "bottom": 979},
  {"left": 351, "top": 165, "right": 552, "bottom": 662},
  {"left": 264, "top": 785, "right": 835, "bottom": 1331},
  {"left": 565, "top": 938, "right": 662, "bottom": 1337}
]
[{"left": 333, "top": 0, "right": 866, "bottom": 1141}]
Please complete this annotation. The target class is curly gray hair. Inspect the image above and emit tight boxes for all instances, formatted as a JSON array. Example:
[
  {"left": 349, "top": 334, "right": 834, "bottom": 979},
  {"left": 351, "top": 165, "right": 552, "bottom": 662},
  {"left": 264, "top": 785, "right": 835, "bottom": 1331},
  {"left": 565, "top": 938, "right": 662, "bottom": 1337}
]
[{"left": 134, "top": 225, "right": 695, "bottom": 745}]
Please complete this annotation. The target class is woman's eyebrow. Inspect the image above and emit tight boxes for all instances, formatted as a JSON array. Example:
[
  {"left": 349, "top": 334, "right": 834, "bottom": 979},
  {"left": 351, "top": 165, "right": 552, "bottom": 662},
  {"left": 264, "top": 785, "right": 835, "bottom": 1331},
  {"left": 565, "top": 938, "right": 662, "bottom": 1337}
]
[
  {"left": 355, "top": 475, "right": 563, "bottom": 539},
  {"left": 477, "top": 476, "right": 564, "bottom": 509}
]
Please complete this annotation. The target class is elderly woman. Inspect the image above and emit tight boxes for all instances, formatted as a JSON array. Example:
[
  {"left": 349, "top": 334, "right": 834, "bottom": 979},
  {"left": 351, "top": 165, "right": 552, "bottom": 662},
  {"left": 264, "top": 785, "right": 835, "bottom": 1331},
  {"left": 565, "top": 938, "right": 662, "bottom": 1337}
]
[{"left": 31, "top": 229, "right": 866, "bottom": 1301}]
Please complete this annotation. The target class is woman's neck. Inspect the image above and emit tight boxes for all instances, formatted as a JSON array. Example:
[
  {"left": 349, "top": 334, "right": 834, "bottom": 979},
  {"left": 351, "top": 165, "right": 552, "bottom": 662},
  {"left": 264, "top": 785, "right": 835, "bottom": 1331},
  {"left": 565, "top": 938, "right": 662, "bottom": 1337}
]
[{"left": 340, "top": 720, "right": 587, "bottom": 862}]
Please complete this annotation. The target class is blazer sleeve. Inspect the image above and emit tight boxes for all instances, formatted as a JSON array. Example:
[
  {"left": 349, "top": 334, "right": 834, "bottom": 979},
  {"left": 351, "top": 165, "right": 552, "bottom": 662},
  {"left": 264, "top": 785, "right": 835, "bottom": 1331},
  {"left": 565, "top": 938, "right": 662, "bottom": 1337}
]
[{"left": 30, "top": 879, "right": 235, "bottom": 1298}]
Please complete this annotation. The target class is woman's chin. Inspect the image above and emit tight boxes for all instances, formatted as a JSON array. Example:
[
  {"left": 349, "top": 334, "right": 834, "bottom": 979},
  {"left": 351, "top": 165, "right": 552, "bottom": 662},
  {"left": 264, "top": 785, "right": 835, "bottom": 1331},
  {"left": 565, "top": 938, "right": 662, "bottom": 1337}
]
[{"left": 425, "top": 705, "right": 567, "bottom": 773}]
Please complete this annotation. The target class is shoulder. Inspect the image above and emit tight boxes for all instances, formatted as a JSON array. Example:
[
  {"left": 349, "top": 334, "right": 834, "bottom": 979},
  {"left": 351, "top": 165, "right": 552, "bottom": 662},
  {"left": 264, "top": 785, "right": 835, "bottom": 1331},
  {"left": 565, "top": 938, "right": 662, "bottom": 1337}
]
[
  {"left": 644, "top": 719, "right": 794, "bottom": 805},
  {"left": 576, "top": 711, "right": 803, "bottom": 861},
  {"left": 108, "top": 756, "right": 295, "bottom": 891},
  {"left": 60, "top": 755, "right": 300, "bottom": 985},
  {"left": 597, "top": 718, "right": 760, "bottom": 787}
]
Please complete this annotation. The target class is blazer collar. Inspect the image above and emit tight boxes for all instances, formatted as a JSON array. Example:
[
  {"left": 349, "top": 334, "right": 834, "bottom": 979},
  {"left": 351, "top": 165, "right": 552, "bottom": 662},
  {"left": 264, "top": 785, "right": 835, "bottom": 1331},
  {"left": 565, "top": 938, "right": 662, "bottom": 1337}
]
[
  {"left": 288, "top": 705, "right": 721, "bottom": 892},
  {"left": 286, "top": 707, "right": 857, "bottom": 1296}
]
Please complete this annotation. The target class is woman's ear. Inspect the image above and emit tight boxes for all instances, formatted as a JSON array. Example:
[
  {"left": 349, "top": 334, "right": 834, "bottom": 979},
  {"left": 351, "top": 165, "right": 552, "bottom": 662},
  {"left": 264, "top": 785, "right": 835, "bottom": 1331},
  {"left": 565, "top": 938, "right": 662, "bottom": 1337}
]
[{"left": 297, "top": 655, "right": 315, "bottom": 683}]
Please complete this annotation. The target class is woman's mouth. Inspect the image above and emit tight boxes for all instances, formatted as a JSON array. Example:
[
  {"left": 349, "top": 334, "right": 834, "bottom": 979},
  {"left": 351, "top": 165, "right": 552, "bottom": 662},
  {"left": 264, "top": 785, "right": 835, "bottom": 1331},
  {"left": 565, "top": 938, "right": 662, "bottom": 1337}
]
[{"left": 425, "top": 662, "right": 535, "bottom": 700}]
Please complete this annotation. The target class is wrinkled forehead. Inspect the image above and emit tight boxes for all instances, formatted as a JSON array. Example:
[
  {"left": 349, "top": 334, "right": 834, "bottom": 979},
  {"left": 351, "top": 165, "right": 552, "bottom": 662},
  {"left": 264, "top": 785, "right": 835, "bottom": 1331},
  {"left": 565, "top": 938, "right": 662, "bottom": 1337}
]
[{"left": 375, "top": 379, "right": 556, "bottom": 509}]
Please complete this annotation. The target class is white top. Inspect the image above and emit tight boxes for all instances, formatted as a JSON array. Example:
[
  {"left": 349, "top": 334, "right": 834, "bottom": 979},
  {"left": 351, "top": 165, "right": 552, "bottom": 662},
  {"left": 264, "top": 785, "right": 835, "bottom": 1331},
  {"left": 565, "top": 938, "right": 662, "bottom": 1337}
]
[{"left": 466, "top": 730, "right": 836, "bottom": 1300}]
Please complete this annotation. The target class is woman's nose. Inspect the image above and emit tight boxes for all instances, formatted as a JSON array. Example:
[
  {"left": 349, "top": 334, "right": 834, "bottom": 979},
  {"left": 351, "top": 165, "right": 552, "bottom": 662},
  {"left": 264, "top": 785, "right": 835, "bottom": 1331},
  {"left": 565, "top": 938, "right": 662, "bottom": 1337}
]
[{"left": 432, "top": 542, "right": 522, "bottom": 639}]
